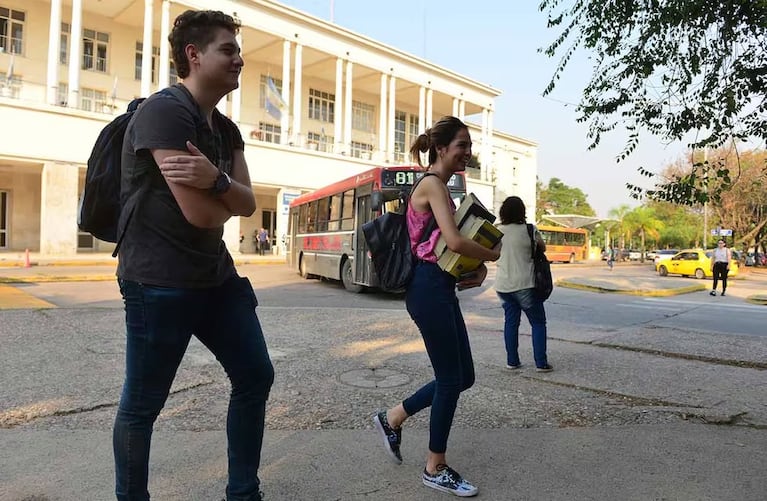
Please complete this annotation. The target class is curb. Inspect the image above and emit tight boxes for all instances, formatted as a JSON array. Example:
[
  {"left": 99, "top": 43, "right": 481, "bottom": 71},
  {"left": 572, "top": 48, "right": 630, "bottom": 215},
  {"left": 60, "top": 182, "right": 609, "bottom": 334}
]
[
  {"left": 0, "top": 275, "right": 117, "bottom": 284},
  {"left": 745, "top": 295, "right": 767, "bottom": 306},
  {"left": 556, "top": 280, "right": 708, "bottom": 297},
  {"left": 0, "top": 258, "right": 286, "bottom": 268}
]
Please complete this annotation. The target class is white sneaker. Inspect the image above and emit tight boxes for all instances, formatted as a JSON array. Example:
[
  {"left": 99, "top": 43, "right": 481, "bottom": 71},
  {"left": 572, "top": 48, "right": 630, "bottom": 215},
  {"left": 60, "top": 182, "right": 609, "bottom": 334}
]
[{"left": 422, "top": 465, "right": 478, "bottom": 497}]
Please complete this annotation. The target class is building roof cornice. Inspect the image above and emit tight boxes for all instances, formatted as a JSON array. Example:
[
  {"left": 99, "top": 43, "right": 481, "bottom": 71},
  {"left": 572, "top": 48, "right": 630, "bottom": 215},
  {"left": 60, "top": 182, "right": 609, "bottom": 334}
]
[{"left": 239, "top": 0, "right": 501, "bottom": 98}]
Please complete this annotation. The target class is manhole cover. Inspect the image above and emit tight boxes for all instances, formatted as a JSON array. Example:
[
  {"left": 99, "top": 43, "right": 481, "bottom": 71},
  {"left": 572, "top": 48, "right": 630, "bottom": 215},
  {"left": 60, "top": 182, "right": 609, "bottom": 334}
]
[{"left": 339, "top": 368, "right": 410, "bottom": 388}]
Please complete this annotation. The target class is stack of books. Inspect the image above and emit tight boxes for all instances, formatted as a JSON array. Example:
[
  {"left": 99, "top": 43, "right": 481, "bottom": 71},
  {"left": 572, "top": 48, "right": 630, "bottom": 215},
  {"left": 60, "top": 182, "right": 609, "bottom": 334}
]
[{"left": 435, "top": 193, "right": 504, "bottom": 278}]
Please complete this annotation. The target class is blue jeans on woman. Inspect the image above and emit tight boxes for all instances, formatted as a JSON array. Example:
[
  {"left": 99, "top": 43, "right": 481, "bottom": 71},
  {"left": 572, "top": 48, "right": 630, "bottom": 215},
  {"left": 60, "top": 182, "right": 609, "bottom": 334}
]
[
  {"left": 114, "top": 276, "right": 274, "bottom": 501},
  {"left": 402, "top": 262, "right": 475, "bottom": 454},
  {"left": 496, "top": 288, "right": 548, "bottom": 368}
]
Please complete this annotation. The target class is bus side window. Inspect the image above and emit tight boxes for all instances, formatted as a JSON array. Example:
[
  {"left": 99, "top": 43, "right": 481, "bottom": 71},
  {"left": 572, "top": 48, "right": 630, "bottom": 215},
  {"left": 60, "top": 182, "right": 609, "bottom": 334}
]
[
  {"left": 317, "top": 197, "right": 330, "bottom": 232},
  {"left": 306, "top": 201, "right": 318, "bottom": 233},
  {"left": 328, "top": 194, "right": 342, "bottom": 231},
  {"left": 340, "top": 189, "right": 354, "bottom": 230},
  {"left": 298, "top": 204, "right": 308, "bottom": 233}
]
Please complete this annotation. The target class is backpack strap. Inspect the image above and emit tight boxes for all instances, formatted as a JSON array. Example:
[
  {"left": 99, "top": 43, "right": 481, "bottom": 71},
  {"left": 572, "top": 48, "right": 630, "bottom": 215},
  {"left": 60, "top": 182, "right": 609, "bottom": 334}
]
[
  {"left": 111, "top": 86, "right": 204, "bottom": 258},
  {"left": 409, "top": 172, "right": 439, "bottom": 244},
  {"left": 526, "top": 223, "right": 536, "bottom": 260}
]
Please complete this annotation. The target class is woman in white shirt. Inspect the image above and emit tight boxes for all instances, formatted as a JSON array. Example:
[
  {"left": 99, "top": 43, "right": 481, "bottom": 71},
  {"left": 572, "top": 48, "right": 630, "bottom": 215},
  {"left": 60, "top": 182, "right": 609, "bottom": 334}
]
[
  {"left": 494, "top": 196, "right": 552, "bottom": 372},
  {"left": 710, "top": 239, "right": 732, "bottom": 296}
]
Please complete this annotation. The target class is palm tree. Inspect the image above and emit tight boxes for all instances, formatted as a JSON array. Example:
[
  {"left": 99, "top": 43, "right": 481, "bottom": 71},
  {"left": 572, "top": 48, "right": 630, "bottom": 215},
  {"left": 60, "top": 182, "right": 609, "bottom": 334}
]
[
  {"left": 624, "top": 207, "right": 664, "bottom": 262},
  {"left": 608, "top": 204, "right": 633, "bottom": 252}
]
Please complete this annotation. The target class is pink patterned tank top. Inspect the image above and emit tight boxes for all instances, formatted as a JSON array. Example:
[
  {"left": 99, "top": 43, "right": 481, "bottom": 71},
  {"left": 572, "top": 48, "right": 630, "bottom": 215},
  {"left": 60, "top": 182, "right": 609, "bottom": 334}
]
[{"left": 407, "top": 198, "right": 455, "bottom": 263}]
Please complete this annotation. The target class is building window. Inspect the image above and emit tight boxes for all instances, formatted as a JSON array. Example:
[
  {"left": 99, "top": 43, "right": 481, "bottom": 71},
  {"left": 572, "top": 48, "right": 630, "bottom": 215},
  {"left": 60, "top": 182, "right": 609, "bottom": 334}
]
[
  {"left": 60, "top": 22, "right": 69, "bottom": 64},
  {"left": 0, "top": 7, "right": 25, "bottom": 54},
  {"left": 307, "top": 131, "right": 333, "bottom": 153},
  {"left": 393, "top": 110, "right": 407, "bottom": 162},
  {"left": 350, "top": 141, "right": 373, "bottom": 160},
  {"left": 257, "top": 122, "right": 281, "bottom": 144},
  {"left": 259, "top": 74, "right": 282, "bottom": 108},
  {"left": 134, "top": 42, "right": 159, "bottom": 82},
  {"left": 82, "top": 28, "right": 109, "bottom": 72},
  {"left": 352, "top": 100, "right": 375, "bottom": 132},
  {"left": 80, "top": 87, "right": 107, "bottom": 112},
  {"left": 409, "top": 114, "right": 420, "bottom": 144},
  {"left": 0, "top": 190, "right": 7, "bottom": 248},
  {"left": 308, "top": 88, "right": 334, "bottom": 123}
]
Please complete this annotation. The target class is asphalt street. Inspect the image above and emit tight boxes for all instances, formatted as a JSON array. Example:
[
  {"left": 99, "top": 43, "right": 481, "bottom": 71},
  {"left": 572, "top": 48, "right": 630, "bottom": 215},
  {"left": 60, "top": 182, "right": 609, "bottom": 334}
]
[{"left": 0, "top": 261, "right": 765, "bottom": 500}]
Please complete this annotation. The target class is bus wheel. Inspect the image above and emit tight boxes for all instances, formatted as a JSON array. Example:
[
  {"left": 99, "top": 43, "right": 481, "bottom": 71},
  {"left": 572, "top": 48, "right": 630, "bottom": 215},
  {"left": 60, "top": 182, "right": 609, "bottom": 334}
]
[
  {"left": 299, "top": 257, "right": 313, "bottom": 279},
  {"left": 342, "top": 259, "right": 364, "bottom": 293}
]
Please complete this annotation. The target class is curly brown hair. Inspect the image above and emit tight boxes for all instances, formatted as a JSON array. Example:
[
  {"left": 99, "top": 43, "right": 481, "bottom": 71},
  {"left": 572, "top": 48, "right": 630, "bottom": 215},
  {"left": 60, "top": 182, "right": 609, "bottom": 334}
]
[{"left": 169, "top": 10, "right": 240, "bottom": 79}]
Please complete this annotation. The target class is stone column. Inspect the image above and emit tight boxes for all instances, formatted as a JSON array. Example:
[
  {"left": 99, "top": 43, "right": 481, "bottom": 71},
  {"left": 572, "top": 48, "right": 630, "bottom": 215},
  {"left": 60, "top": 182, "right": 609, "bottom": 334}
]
[
  {"left": 40, "top": 163, "right": 78, "bottom": 255},
  {"left": 426, "top": 88, "right": 434, "bottom": 128},
  {"left": 67, "top": 0, "right": 82, "bottom": 108},
  {"left": 140, "top": 0, "right": 154, "bottom": 97},
  {"left": 292, "top": 43, "right": 303, "bottom": 146},
  {"left": 46, "top": 0, "right": 62, "bottom": 105},
  {"left": 387, "top": 75, "right": 396, "bottom": 161},
  {"left": 377, "top": 74, "right": 387, "bottom": 160},
  {"left": 334, "top": 58, "right": 344, "bottom": 153},
  {"left": 158, "top": 0, "right": 171, "bottom": 89},
  {"left": 418, "top": 86, "right": 426, "bottom": 132},
  {"left": 280, "top": 40, "right": 292, "bottom": 144},
  {"left": 343, "top": 60, "right": 353, "bottom": 153}
]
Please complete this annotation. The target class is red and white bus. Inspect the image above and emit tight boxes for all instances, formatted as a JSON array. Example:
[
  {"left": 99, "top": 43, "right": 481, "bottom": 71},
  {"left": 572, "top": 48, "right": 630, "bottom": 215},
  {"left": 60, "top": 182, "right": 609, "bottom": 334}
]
[
  {"left": 537, "top": 225, "right": 588, "bottom": 263},
  {"left": 287, "top": 166, "right": 467, "bottom": 292}
]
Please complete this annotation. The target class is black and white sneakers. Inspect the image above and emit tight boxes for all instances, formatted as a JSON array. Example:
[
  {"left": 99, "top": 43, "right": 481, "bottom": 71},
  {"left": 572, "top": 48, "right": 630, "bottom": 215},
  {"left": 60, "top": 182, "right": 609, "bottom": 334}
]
[
  {"left": 422, "top": 464, "right": 478, "bottom": 497},
  {"left": 373, "top": 411, "right": 402, "bottom": 464}
]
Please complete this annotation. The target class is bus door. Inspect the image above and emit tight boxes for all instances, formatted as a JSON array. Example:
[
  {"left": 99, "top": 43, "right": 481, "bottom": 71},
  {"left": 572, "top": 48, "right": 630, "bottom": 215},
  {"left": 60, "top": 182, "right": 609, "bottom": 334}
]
[
  {"left": 287, "top": 208, "right": 299, "bottom": 270},
  {"left": 354, "top": 184, "right": 376, "bottom": 286}
]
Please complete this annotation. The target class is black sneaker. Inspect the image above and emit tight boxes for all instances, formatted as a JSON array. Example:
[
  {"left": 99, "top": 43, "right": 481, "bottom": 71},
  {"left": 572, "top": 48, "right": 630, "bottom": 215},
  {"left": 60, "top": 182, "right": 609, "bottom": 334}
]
[
  {"left": 536, "top": 364, "right": 554, "bottom": 373},
  {"left": 422, "top": 464, "right": 478, "bottom": 497},
  {"left": 373, "top": 411, "right": 402, "bottom": 464},
  {"left": 721, "top": 291, "right": 726, "bottom": 296},
  {"left": 710, "top": 290, "right": 717, "bottom": 296}
]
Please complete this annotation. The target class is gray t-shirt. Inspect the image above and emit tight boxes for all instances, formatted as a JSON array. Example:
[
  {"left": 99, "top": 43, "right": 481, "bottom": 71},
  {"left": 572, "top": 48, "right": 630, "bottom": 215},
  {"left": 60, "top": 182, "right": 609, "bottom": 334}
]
[{"left": 116, "top": 84, "right": 244, "bottom": 288}]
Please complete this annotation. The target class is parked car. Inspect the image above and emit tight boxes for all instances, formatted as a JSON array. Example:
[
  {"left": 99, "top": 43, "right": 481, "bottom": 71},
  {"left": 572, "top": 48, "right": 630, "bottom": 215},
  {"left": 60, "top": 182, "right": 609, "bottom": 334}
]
[
  {"left": 656, "top": 249, "right": 739, "bottom": 279},
  {"left": 628, "top": 249, "right": 642, "bottom": 261},
  {"left": 653, "top": 249, "right": 679, "bottom": 267}
]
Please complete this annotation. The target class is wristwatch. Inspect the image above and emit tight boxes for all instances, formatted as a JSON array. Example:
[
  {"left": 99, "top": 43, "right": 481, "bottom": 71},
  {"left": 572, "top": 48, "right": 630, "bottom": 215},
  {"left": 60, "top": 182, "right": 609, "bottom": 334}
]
[{"left": 211, "top": 170, "right": 232, "bottom": 196}]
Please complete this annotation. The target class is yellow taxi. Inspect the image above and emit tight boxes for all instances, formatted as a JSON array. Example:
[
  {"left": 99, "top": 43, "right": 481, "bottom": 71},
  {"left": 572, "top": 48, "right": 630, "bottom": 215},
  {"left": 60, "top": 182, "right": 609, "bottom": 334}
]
[{"left": 656, "top": 249, "right": 739, "bottom": 279}]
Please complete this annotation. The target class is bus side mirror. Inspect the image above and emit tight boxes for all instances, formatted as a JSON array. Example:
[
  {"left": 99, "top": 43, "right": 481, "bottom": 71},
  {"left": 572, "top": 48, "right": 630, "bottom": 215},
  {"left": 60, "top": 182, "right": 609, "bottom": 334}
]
[{"left": 371, "top": 191, "right": 383, "bottom": 212}]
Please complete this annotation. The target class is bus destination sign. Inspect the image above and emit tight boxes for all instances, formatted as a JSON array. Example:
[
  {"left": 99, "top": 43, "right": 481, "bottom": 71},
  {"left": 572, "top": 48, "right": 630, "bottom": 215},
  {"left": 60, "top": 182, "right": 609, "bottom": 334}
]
[{"left": 381, "top": 170, "right": 465, "bottom": 190}]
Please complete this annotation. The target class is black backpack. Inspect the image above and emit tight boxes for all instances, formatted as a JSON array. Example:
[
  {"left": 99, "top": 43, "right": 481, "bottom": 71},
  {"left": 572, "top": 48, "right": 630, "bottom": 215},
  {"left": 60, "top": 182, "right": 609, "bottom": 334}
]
[
  {"left": 77, "top": 85, "right": 198, "bottom": 256},
  {"left": 526, "top": 223, "right": 553, "bottom": 301},
  {"left": 362, "top": 173, "right": 437, "bottom": 292}
]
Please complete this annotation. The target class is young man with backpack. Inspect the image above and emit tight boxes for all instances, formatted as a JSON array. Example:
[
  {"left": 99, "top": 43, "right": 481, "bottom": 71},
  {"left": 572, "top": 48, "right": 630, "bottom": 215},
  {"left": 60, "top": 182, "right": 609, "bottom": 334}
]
[{"left": 113, "top": 10, "right": 273, "bottom": 501}]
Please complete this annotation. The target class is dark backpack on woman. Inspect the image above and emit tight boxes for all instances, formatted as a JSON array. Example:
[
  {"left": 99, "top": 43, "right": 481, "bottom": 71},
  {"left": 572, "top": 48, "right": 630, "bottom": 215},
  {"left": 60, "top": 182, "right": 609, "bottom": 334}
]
[
  {"left": 362, "top": 173, "right": 437, "bottom": 292},
  {"left": 526, "top": 224, "right": 553, "bottom": 301}
]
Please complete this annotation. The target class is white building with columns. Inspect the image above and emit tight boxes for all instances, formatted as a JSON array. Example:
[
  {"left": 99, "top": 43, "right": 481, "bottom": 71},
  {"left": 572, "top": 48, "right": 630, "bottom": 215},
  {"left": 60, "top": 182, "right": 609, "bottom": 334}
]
[{"left": 0, "top": 0, "right": 537, "bottom": 257}]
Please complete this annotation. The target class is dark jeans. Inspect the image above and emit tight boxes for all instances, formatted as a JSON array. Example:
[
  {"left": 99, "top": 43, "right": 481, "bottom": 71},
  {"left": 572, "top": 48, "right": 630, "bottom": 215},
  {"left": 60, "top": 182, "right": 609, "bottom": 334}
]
[
  {"left": 712, "top": 262, "right": 729, "bottom": 292},
  {"left": 114, "top": 276, "right": 274, "bottom": 501},
  {"left": 496, "top": 288, "right": 548, "bottom": 368},
  {"left": 402, "top": 262, "right": 475, "bottom": 454}
]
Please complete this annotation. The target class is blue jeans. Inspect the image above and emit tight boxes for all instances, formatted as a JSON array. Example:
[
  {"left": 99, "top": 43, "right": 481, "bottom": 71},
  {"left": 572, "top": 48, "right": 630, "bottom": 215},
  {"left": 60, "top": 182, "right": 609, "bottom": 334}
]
[
  {"left": 402, "top": 262, "right": 475, "bottom": 454},
  {"left": 114, "top": 276, "right": 274, "bottom": 501},
  {"left": 496, "top": 288, "right": 548, "bottom": 368}
]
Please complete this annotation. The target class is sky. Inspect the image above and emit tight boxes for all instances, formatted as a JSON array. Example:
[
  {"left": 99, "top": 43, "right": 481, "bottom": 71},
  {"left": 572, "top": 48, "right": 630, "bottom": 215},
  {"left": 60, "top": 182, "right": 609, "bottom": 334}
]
[{"left": 278, "top": 0, "right": 691, "bottom": 218}]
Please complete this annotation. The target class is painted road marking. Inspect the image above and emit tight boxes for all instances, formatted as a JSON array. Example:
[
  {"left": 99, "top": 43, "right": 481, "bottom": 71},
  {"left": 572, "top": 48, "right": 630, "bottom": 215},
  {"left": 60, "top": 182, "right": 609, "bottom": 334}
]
[{"left": 0, "top": 284, "right": 56, "bottom": 310}]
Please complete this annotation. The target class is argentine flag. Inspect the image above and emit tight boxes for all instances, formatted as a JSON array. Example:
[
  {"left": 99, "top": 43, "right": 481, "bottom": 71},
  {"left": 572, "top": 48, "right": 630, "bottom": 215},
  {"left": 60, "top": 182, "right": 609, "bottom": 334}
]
[{"left": 265, "top": 76, "right": 287, "bottom": 120}]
